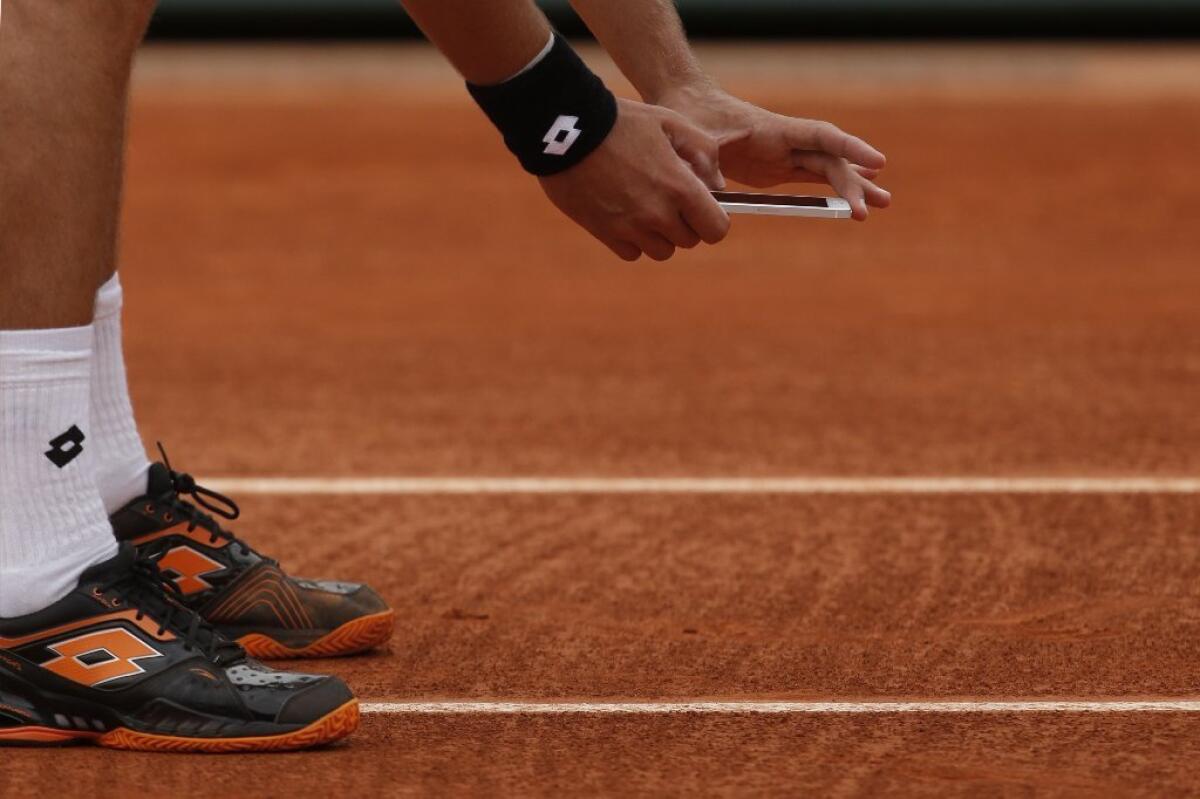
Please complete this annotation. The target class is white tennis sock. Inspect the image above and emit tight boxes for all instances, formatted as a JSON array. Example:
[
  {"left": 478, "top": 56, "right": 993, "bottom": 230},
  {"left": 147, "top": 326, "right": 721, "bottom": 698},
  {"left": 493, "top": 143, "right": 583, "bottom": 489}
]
[
  {"left": 0, "top": 326, "right": 118, "bottom": 618},
  {"left": 91, "top": 273, "right": 151, "bottom": 514}
]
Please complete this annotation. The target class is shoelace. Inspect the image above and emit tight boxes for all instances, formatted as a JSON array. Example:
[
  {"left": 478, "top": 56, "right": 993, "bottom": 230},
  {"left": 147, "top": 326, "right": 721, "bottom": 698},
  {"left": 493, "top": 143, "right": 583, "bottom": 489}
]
[
  {"left": 154, "top": 443, "right": 274, "bottom": 564},
  {"left": 95, "top": 555, "right": 243, "bottom": 664}
]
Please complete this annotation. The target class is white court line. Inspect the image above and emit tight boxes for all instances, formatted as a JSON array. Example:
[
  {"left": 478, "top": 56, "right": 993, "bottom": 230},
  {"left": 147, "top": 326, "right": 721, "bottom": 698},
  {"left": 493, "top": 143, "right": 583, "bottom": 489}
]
[
  {"left": 361, "top": 700, "right": 1200, "bottom": 715},
  {"left": 205, "top": 477, "right": 1200, "bottom": 495}
]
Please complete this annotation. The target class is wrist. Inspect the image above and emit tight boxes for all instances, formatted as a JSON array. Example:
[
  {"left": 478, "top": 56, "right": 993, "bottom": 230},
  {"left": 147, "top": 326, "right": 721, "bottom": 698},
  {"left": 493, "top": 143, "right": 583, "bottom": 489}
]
[
  {"left": 466, "top": 33, "right": 618, "bottom": 177},
  {"left": 641, "top": 72, "right": 718, "bottom": 107},
  {"left": 498, "top": 31, "right": 556, "bottom": 84}
]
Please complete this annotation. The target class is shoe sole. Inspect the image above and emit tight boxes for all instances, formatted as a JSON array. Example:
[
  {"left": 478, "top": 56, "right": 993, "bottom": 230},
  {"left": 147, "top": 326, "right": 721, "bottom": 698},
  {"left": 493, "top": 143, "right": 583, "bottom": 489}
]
[
  {"left": 0, "top": 699, "right": 359, "bottom": 753},
  {"left": 237, "top": 610, "right": 395, "bottom": 659}
]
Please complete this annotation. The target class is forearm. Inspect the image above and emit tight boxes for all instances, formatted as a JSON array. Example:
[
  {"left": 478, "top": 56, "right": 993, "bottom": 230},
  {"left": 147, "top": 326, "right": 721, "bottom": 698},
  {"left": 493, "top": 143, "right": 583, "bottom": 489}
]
[
  {"left": 399, "top": 0, "right": 552, "bottom": 85},
  {"left": 569, "top": 0, "right": 712, "bottom": 102}
]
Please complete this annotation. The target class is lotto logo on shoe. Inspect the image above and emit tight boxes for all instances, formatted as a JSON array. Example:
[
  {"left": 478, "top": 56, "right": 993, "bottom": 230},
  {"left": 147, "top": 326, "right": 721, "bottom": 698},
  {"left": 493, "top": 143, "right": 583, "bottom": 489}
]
[
  {"left": 43, "top": 629, "right": 163, "bottom": 688},
  {"left": 543, "top": 115, "right": 582, "bottom": 156},
  {"left": 44, "top": 425, "right": 86, "bottom": 468},
  {"left": 157, "top": 546, "right": 226, "bottom": 595}
]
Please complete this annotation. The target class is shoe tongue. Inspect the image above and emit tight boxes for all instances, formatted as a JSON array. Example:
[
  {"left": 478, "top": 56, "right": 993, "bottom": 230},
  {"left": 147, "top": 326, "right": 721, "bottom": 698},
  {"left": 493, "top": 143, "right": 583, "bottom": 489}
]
[
  {"left": 146, "top": 462, "right": 175, "bottom": 496},
  {"left": 79, "top": 542, "right": 137, "bottom": 584}
]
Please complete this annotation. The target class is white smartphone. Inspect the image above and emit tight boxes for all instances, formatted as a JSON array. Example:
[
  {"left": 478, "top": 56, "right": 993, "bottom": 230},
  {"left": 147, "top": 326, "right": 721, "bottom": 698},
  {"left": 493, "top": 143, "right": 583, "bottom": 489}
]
[{"left": 712, "top": 191, "right": 852, "bottom": 219}]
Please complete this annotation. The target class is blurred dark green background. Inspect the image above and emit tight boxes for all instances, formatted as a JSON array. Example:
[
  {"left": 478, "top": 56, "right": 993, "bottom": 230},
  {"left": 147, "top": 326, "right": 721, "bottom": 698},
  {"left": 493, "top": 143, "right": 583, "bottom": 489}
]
[{"left": 150, "top": 0, "right": 1200, "bottom": 38}]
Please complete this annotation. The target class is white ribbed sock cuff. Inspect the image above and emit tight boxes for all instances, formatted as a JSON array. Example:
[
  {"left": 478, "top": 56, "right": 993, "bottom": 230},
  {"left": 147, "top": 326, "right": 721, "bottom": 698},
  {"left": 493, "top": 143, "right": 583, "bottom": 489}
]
[
  {"left": 94, "top": 272, "right": 123, "bottom": 320},
  {"left": 0, "top": 326, "right": 94, "bottom": 379},
  {"left": 91, "top": 272, "right": 152, "bottom": 514}
]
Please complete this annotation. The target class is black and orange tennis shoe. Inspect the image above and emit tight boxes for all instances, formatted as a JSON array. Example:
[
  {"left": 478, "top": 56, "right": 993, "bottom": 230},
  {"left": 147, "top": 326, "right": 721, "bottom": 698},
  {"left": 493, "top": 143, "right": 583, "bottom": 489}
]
[
  {"left": 109, "top": 454, "right": 394, "bottom": 659},
  {"left": 0, "top": 544, "right": 358, "bottom": 751}
]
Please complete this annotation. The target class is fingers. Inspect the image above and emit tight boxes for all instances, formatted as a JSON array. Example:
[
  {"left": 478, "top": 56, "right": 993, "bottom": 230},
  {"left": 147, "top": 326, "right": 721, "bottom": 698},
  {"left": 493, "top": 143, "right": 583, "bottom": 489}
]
[
  {"left": 627, "top": 195, "right": 724, "bottom": 262},
  {"left": 661, "top": 213, "right": 703, "bottom": 250},
  {"left": 794, "top": 151, "right": 891, "bottom": 221},
  {"left": 643, "top": 107, "right": 731, "bottom": 255},
  {"left": 610, "top": 198, "right": 726, "bottom": 263},
  {"left": 643, "top": 153, "right": 731, "bottom": 249},
  {"left": 676, "top": 178, "right": 732, "bottom": 245},
  {"left": 862, "top": 178, "right": 892, "bottom": 209},
  {"left": 631, "top": 232, "right": 678, "bottom": 262},
  {"left": 660, "top": 110, "right": 727, "bottom": 190},
  {"left": 599, "top": 203, "right": 707, "bottom": 262},
  {"left": 786, "top": 120, "right": 886, "bottom": 170},
  {"left": 602, "top": 237, "right": 644, "bottom": 262}
]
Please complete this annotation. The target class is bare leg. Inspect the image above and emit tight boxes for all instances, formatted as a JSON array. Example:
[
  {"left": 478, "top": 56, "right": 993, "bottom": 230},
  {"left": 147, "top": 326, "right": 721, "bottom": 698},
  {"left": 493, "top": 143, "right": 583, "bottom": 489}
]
[
  {"left": 0, "top": 0, "right": 157, "bottom": 616},
  {"left": 0, "top": 0, "right": 155, "bottom": 329}
]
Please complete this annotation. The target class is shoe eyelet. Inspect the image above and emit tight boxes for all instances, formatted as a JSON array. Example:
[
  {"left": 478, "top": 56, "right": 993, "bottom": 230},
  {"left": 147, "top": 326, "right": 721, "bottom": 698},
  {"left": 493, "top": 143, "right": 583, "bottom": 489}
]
[
  {"left": 91, "top": 588, "right": 122, "bottom": 609},
  {"left": 163, "top": 513, "right": 174, "bottom": 523},
  {"left": 144, "top": 504, "right": 155, "bottom": 514}
]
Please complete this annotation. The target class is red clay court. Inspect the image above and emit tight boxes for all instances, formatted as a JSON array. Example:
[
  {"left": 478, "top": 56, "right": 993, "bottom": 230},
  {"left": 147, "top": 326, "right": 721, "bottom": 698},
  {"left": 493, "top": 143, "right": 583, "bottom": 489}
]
[{"left": 4, "top": 42, "right": 1200, "bottom": 795}]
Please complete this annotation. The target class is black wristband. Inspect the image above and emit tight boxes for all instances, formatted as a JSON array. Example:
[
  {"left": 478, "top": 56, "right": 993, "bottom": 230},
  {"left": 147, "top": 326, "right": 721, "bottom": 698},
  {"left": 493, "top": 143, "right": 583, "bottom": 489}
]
[{"left": 466, "top": 33, "right": 618, "bottom": 177}]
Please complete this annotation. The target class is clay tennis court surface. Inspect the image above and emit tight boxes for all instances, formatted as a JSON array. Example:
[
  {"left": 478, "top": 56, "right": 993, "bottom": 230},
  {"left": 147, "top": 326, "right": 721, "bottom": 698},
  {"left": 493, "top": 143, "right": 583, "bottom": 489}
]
[{"left": 6, "top": 43, "right": 1200, "bottom": 795}]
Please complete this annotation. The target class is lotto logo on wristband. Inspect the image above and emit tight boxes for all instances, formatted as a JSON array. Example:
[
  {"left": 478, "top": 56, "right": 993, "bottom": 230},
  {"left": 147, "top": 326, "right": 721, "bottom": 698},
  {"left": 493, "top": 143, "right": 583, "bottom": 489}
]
[
  {"left": 542, "top": 115, "right": 583, "bottom": 156},
  {"left": 466, "top": 33, "right": 617, "bottom": 175}
]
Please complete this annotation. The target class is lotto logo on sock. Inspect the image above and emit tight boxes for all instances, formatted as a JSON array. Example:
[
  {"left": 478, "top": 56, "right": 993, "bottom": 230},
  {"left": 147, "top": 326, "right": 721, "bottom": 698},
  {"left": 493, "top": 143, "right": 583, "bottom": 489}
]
[{"left": 44, "top": 425, "right": 86, "bottom": 468}]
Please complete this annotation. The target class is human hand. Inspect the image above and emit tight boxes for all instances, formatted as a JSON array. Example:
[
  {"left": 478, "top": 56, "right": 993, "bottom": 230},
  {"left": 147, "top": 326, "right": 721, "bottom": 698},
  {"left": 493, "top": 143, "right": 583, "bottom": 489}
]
[
  {"left": 656, "top": 84, "right": 891, "bottom": 221},
  {"left": 538, "top": 98, "right": 732, "bottom": 261}
]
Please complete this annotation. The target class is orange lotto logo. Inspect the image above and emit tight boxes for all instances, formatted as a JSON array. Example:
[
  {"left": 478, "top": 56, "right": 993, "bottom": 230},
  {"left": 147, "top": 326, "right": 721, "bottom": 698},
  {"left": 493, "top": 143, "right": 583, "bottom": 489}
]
[
  {"left": 43, "top": 629, "right": 163, "bottom": 687},
  {"left": 157, "top": 546, "right": 225, "bottom": 595}
]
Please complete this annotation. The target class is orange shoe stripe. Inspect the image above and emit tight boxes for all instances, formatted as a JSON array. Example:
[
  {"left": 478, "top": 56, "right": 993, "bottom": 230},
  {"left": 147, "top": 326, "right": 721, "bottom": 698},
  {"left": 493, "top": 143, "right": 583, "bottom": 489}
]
[
  {"left": 130, "top": 523, "right": 231, "bottom": 550},
  {"left": 204, "top": 571, "right": 267, "bottom": 619},
  {"left": 0, "top": 726, "right": 100, "bottom": 744},
  {"left": 207, "top": 571, "right": 313, "bottom": 630},
  {"left": 209, "top": 581, "right": 299, "bottom": 629},
  {"left": 0, "top": 610, "right": 177, "bottom": 649}
]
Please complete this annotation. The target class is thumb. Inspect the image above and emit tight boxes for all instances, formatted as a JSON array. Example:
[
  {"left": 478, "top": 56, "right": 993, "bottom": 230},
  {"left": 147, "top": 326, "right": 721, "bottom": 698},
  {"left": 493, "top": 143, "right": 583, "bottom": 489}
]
[{"left": 660, "top": 111, "right": 726, "bottom": 191}]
